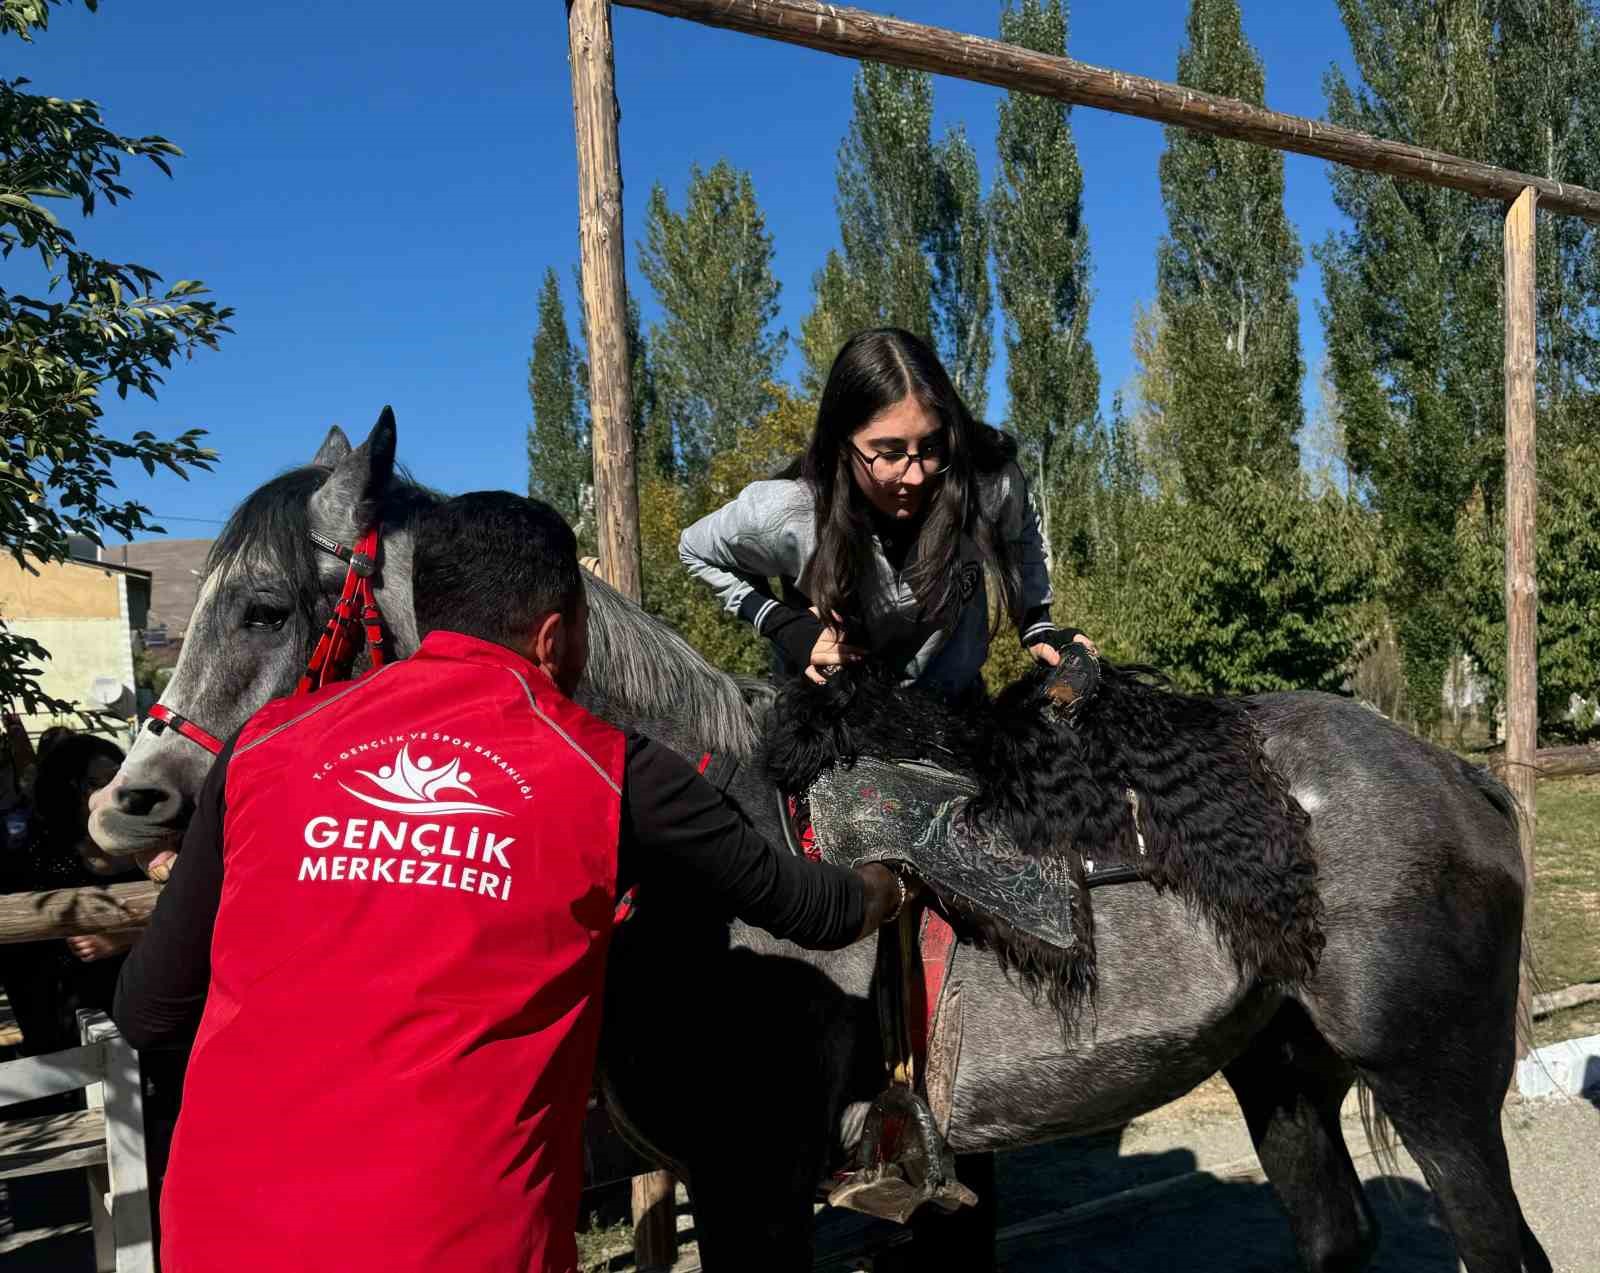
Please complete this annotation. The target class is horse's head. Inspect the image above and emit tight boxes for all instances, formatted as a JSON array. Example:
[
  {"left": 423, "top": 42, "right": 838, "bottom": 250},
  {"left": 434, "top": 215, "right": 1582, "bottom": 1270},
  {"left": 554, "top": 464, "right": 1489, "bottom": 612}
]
[{"left": 90, "top": 408, "right": 430, "bottom": 873}]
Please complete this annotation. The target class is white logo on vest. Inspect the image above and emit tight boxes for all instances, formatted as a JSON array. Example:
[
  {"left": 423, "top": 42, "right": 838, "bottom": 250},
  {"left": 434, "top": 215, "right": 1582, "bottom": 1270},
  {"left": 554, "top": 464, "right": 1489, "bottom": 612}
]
[
  {"left": 341, "top": 744, "right": 507, "bottom": 816},
  {"left": 298, "top": 739, "right": 521, "bottom": 902}
]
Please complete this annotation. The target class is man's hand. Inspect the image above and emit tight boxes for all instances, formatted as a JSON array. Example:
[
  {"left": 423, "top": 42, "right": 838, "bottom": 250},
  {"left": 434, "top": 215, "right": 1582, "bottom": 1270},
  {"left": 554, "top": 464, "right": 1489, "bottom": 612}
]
[{"left": 854, "top": 862, "right": 917, "bottom": 940}]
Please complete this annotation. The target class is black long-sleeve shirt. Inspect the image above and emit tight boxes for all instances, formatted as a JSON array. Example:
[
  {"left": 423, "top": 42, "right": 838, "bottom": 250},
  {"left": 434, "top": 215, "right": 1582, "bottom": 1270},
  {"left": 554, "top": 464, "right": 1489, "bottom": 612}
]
[{"left": 114, "top": 732, "right": 863, "bottom": 1051}]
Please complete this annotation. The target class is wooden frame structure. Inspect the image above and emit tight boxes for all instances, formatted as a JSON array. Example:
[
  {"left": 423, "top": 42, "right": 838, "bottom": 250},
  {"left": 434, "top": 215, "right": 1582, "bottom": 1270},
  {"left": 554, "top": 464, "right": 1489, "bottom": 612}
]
[
  {"left": 569, "top": 0, "right": 1600, "bottom": 925},
  {"left": 567, "top": 2, "right": 1600, "bottom": 1258}
]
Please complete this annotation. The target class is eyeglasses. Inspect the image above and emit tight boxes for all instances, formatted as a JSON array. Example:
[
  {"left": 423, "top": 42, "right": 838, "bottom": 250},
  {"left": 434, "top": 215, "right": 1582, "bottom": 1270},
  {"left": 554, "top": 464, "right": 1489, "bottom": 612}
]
[{"left": 850, "top": 441, "right": 951, "bottom": 482}]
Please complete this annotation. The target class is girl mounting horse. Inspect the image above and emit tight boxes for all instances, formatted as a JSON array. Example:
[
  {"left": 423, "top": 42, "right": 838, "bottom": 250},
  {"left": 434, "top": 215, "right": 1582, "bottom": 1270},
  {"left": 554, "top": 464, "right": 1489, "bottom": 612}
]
[
  {"left": 680, "top": 326, "right": 1099, "bottom": 693},
  {"left": 680, "top": 326, "right": 1101, "bottom": 1265}
]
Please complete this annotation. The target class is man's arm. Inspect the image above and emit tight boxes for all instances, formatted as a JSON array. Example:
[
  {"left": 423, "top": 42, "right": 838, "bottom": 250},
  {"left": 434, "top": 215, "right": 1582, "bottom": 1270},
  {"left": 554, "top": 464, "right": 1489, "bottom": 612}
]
[
  {"left": 618, "top": 735, "right": 900, "bottom": 949},
  {"left": 112, "top": 736, "right": 234, "bottom": 1050}
]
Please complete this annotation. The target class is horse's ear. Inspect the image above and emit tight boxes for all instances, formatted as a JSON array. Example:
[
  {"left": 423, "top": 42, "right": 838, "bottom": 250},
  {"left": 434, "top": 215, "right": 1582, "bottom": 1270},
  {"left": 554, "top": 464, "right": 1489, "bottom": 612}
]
[
  {"left": 311, "top": 426, "right": 352, "bottom": 468},
  {"left": 309, "top": 406, "right": 398, "bottom": 537}
]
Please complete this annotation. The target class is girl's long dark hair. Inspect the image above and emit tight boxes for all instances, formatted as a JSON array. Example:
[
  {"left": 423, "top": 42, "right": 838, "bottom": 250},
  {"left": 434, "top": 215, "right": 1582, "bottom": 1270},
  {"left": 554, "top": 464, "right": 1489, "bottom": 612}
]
[
  {"left": 32, "top": 733, "right": 123, "bottom": 850},
  {"left": 781, "top": 328, "right": 1021, "bottom": 639}
]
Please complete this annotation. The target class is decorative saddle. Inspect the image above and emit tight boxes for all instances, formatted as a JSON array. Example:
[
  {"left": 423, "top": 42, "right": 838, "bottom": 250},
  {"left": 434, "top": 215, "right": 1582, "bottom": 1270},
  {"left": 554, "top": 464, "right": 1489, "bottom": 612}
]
[
  {"left": 807, "top": 756, "right": 1082, "bottom": 952},
  {"left": 800, "top": 756, "right": 1093, "bottom": 1225}
]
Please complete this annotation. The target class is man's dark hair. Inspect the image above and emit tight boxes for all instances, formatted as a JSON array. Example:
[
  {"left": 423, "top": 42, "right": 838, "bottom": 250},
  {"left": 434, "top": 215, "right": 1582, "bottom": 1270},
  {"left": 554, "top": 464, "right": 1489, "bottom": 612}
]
[{"left": 412, "top": 492, "right": 581, "bottom": 649}]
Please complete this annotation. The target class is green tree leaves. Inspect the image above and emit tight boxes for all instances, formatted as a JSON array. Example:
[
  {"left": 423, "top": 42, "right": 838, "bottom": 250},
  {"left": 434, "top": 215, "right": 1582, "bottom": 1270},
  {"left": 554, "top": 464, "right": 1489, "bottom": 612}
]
[
  {"left": 1135, "top": 475, "right": 1379, "bottom": 694},
  {"left": 1320, "top": 0, "right": 1600, "bottom": 729},
  {"left": 526, "top": 268, "right": 591, "bottom": 538},
  {"left": 1156, "top": 0, "right": 1303, "bottom": 498},
  {"left": 639, "top": 160, "right": 786, "bottom": 469},
  {"left": 992, "top": 0, "right": 1099, "bottom": 562},
  {"left": 1457, "top": 439, "right": 1600, "bottom": 729},
  {"left": 1, "top": 6, "right": 229, "bottom": 717},
  {"left": 799, "top": 61, "right": 993, "bottom": 408}
]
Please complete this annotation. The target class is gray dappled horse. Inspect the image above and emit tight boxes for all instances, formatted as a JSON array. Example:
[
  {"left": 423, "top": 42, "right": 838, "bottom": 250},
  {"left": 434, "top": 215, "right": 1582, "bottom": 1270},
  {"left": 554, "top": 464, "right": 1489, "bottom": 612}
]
[{"left": 92, "top": 414, "right": 1550, "bottom": 1273}]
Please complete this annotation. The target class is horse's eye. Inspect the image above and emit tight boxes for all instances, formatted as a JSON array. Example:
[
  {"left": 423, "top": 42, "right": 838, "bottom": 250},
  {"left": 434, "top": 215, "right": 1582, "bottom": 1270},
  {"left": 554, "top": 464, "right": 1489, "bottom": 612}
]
[{"left": 243, "top": 604, "right": 290, "bottom": 632}]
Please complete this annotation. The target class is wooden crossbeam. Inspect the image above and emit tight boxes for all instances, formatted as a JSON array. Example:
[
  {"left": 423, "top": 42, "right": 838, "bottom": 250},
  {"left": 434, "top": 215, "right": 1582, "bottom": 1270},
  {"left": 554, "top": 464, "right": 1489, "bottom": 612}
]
[
  {"left": 616, "top": 0, "right": 1600, "bottom": 222},
  {"left": 0, "top": 881, "right": 158, "bottom": 945}
]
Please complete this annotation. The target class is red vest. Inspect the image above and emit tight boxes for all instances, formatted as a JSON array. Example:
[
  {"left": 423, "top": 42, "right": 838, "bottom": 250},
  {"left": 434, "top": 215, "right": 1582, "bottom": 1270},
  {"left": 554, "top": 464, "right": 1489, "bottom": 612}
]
[{"left": 160, "top": 631, "right": 624, "bottom": 1273}]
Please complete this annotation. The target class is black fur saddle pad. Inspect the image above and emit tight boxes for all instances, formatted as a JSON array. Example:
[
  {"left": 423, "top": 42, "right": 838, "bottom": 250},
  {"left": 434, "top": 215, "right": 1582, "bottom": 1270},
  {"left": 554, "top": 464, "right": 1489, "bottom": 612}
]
[{"left": 764, "top": 663, "right": 1325, "bottom": 993}]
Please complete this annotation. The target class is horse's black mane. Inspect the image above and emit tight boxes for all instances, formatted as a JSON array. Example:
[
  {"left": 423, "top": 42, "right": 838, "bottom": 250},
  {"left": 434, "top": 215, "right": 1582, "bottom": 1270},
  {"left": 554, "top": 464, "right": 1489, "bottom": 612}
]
[
  {"left": 206, "top": 463, "right": 439, "bottom": 625},
  {"left": 765, "top": 662, "right": 1325, "bottom": 1007}
]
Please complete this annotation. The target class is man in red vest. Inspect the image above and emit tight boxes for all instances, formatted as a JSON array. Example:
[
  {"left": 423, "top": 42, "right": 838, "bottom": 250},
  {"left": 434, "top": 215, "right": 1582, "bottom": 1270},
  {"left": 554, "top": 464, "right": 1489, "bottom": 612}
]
[{"left": 115, "top": 491, "right": 905, "bottom": 1273}]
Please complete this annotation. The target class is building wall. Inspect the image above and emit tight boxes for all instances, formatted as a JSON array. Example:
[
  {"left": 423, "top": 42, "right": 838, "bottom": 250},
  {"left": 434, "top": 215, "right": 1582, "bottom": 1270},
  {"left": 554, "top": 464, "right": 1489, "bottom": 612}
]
[
  {"left": 0, "top": 558, "right": 143, "bottom": 746},
  {"left": 0, "top": 557, "right": 122, "bottom": 620}
]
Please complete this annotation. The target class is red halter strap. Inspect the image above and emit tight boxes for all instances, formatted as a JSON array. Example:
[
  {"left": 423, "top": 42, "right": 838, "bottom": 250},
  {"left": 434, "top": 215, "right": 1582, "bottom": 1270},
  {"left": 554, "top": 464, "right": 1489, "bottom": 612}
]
[
  {"left": 297, "top": 524, "right": 387, "bottom": 696},
  {"left": 144, "top": 703, "right": 226, "bottom": 756},
  {"left": 144, "top": 523, "right": 390, "bottom": 759}
]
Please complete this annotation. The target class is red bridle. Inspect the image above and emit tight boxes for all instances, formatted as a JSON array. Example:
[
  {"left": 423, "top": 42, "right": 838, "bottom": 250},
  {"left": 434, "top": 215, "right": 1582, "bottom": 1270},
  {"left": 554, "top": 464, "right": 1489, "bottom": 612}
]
[
  {"left": 144, "top": 524, "right": 389, "bottom": 757},
  {"left": 298, "top": 525, "right": 386, "bottom": 695}
]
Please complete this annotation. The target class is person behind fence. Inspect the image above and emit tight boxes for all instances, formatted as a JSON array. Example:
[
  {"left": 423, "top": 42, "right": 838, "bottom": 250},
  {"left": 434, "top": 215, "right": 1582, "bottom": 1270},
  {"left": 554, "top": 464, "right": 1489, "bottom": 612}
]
[
  {"left": 113, "top": 491, "right": 910, "bottom": 1273},
  {"left": 0, "top": 732, "right": 139, "bottom": 1059}
]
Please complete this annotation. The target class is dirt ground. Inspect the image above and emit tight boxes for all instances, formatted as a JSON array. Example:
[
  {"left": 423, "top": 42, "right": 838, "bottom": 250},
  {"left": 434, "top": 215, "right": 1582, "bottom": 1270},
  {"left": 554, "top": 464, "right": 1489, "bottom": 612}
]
[{"left": 604, "top": 1076, "right": 1600, "bottom": 1273}]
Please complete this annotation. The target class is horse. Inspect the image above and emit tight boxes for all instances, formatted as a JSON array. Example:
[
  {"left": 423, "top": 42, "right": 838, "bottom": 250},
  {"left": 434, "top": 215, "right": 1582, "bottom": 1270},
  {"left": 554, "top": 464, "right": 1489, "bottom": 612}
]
[{"left": 92, "top": 412, "right": 1550, "bottom": 1273}]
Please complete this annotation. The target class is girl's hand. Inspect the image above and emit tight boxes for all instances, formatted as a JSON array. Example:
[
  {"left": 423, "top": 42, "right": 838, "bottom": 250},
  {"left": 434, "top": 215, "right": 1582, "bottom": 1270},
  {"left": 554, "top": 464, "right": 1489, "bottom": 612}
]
[
  {"left": 805, "top": 608, "right": 863, "bottom": 685},
  {"left": 1028, "top": 631, "right": 1098, "bottom": 667},
  {"left": 67, "top": 932, "right": 134, "bottom": 962}
]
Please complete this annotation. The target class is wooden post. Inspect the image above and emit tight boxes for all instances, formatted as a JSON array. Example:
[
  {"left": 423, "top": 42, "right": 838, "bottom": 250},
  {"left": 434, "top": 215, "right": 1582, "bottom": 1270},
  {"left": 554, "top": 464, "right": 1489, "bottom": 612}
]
[
  {"left": 629, "top": 1169, "right": 678, "bottom": 1271},
  {"left": 1503, "top": 185, "right": 1538, "bottom": 1042},
  {"left": 568, "top": 0, "right": 643, "bottom": 603},
  {"left": 568, "top": 13, "right": 666, "bottom": 1259}
]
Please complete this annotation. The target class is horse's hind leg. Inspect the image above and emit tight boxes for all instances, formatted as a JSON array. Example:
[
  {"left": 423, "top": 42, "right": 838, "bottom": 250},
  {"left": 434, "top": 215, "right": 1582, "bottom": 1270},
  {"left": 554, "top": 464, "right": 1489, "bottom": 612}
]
[
  {"left": 1358, "top": 1056, "right": 1550, "bottom": 1273},
  {"left": 1223, "top": 1005, "right": 1378, "bottom": 1273}
]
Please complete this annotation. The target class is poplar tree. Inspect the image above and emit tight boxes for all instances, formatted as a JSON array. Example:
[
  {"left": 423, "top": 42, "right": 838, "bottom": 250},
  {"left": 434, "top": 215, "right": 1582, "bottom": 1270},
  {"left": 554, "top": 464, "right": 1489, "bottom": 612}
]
[
  {"left": 1319, "top": 0, "right": 1504, "bottom": 726},
  {"left": 638, "top": 160, "right": 785, "bottom": 469},
  {"left": 800, "top": 63, "right": 993, "bottom": 409},
  {"left": 1155, "top": 0, "right": 1303, "bottom": 498},
  {"left": 991, "top": 0, "right": 1099, "bottom": 556},
  {"left": 931, "top": 126, "right": 993, "bottom": 416},
  {"left": 526, "top": 269, "right": 590, "bottom": 531},
  {"left": 1488, "top": 0, "right": 1600, "bottom": 442},
  {"left": 800, "top": 63, "right": 934, "bottom": 392}
]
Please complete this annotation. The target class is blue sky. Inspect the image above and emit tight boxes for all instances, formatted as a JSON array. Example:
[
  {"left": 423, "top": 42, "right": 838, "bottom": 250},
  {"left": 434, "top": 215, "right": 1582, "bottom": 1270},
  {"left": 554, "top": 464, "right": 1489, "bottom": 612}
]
[{"left": 15, "top": 0, "right": 1360, "bottom": 537}]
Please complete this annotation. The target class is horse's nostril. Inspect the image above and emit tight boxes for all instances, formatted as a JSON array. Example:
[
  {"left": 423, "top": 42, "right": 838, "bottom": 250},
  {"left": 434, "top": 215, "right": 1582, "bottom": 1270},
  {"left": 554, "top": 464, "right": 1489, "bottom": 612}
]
[{"left": 116, "top": 786, "right": 177, "bottom": 819}]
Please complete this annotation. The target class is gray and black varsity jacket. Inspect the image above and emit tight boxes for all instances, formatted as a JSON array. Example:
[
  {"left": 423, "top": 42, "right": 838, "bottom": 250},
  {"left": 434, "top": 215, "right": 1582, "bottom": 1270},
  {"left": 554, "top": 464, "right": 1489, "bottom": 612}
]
[{"left": 677, "top": 462, "right": 1054, "bottom": 695}]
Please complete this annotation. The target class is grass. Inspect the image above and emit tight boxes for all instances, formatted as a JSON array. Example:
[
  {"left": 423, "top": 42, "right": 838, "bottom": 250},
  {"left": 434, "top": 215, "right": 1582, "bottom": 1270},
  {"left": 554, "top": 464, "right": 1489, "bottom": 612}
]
[
  {"left": 1528, "top": 773, "right": 1600, "bottom": 1045},
  {"left": 574, "top": 1215, "right": 634, "bottom": 1272}
]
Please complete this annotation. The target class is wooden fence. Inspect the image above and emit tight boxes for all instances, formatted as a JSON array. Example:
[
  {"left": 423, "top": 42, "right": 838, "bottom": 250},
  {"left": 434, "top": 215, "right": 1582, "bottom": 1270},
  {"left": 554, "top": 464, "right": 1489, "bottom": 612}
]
[{"left": 0, "top": 1011, "right": 152, "bottom": 1271}]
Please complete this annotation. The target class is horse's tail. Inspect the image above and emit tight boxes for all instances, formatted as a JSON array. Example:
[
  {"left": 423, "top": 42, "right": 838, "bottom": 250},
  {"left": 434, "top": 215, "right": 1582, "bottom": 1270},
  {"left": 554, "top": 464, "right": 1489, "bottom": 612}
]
[
  {"left": 1463, "top": 758, "right": 1540, "bottom": 1056},
  {"left": 1355, "top": 1079, "right": 1403, "bottom": 1180}
]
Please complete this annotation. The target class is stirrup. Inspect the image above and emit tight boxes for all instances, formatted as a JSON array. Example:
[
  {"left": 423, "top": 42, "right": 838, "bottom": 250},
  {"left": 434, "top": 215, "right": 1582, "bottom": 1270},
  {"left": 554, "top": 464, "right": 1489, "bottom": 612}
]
[{"left": 826, "top": 1085, "right": 978, "bottom": 1224}]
